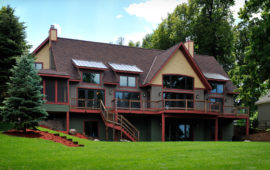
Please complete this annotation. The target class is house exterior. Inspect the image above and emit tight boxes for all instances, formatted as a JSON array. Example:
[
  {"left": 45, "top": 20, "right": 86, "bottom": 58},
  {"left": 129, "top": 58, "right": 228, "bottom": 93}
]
[
  {"left": 255, "top": 92, "right": 270, "bottom": 129},
  {"left": 33, "top": 26, "right": 249, "bottom": 141}
]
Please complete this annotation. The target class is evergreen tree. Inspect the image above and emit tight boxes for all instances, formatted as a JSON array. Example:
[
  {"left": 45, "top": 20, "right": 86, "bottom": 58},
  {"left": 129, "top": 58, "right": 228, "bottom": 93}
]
[
  {"left": 2, "top": 55, "right": 48, "bottom": 131},
  {"left": 0, "top": 5, "right": 29, "bottom": 104}
]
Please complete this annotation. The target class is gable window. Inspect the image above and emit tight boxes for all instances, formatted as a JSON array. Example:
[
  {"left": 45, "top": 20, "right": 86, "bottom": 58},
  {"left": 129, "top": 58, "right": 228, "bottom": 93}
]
[
  {"left": 119, "top": 76, "right": 136, "bottom": 87},
  {"left": 34, "top": 62, "right": 43, "bottom": 70},
  {"left": 210, "top": 82, "right": 224, "bottom": 94},
  {"left": 82, "top": 72, "right": 100, "bottom": 84},
  {"left": 163, "top": 75, "right": 193, "bottom": 90}
]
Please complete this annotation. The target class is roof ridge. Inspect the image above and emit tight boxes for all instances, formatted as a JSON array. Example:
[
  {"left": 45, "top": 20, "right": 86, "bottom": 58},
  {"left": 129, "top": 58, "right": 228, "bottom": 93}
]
[{"left": 57, "top": 37, "right": 165, "bottom": 52}]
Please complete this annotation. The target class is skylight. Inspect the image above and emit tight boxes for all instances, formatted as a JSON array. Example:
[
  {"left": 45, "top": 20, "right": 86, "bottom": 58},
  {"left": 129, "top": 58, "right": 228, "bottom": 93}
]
[
  {"left": 109, "top": 63, "right": 143, "bottom": 73},
  {"left": 72, "top": 59, "right": 107, "bottom": 69}
]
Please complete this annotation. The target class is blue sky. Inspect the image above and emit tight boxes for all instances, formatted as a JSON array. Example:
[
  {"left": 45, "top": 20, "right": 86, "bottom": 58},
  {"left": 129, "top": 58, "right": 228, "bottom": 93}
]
[{"left": 1, "top": 0, "right": 245, "bottom": 52}]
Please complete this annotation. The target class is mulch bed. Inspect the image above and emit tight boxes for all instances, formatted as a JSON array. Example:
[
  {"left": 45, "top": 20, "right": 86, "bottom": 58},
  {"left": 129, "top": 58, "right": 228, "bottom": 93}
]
[
  {"left": 39, "top": 125, "right": 89, "bottom": 140},
  {"left": 245, "top": 131, "right": 270, "bottom": 142},
  {"left": 3, "top": 129, "right": 83, "bottom": 147}
]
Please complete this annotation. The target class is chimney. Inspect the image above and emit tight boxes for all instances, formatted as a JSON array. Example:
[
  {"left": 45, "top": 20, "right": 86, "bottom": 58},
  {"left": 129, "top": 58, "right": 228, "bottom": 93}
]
[
  {"left": 49, "top": 25, "right": 57, "bottom": 41},
  {"left": 184, "top": 40, "right": 194, "bottom": 57}
]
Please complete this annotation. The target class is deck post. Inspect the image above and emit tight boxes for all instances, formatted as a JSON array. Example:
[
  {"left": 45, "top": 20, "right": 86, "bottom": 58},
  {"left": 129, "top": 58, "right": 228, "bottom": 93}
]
[
  {"left": 246, "top": 118, "right": 249, "bottom": 136},
  {"left": 215, "top": 118, "right": 218, "bottom": 141},
  {"left": 66, "top": 111, "right": 70, "bottom": 132},
  {"left": 162, "top": 113, "right": 165, "bottom": 142}
]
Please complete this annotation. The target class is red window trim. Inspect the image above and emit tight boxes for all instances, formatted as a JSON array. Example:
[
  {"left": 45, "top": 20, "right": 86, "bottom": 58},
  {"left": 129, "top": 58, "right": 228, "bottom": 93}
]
[
  {"left": 34, "top": 62, "right": 43, "bottom": 69},
  {"left": 80, "top": 70, "right": 102, "bottom": 86},
  {"left": 118, "top": 75, "right": 137, "bottom": 89},
  {"left": 43, "top": 78, "right": 69, "bottom": 105}
]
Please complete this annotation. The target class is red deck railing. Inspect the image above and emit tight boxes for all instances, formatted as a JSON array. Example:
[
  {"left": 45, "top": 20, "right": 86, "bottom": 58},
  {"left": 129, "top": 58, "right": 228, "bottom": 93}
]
[{"left": 70, "top": 98, "right": 249, "bottom": 115}]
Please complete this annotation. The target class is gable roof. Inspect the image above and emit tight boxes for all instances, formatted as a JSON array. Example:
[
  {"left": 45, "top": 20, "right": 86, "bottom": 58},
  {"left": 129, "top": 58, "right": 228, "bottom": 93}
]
[
  {"left": 143, "top": 43, "right": 212, "bottom": 89},
  {"left": 255, "top": 92, "right": 270, "bottom": 105},
  {"left": 194, "top": 54, "right": 236, "bottom": 93},
  {"left": 33, "top": 37, "right": 235, "bottom": 92}
]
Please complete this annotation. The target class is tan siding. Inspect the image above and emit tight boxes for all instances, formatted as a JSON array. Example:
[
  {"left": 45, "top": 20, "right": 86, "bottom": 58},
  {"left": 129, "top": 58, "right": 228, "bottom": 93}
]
[
  {"left": 35, "top": 43, "right": 50, "bottom": 69},
  {"left": 151, "top": 49, "right": 205, "bottom": 89},
  {"left": 50, "top": 30, "right": 57, "bottom": 41}
]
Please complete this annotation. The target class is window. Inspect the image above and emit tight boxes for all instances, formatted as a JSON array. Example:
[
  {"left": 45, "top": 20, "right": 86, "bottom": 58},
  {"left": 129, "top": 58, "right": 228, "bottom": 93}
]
[
  {"left": 82, "top": 72, "right": 100, "bottom": 84},
  {"left": 78, "top": 88, "right": 104, "bottom": 108},
  {"left": 45, "top": 78, "right": 55, "bottom": 102},
  {"left": 210, "top": 82, "right": 224, "bottom": 93},
  {"left": 163, "top": 75, "right": 193, "bottom": 90},
  {"left": 57, "top": 79, "right": 67, "bottom": 103},
  {"left": 163, "top": 92, "right": 193, "bottom": 108},
  {"left": 34, "top": 63, "right": 43, "bottom": 70},
  {"left": 210, "top": 98, "right": 223, "bottom": 112},
  {"left": 115, "top": 91, "right": 140, "bottom": 108},
  {"left": 43, "top": 78, "right": 68, "bottom": 103},
  {"left": 119, "top": 76, "right": 136, "bottom": 87}
]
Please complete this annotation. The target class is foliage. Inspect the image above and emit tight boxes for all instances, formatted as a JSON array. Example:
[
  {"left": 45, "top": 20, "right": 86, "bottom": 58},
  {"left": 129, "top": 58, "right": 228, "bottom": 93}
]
[
  {"left": 229, "top": 0, "right": 270, "bottom": 115},
  {"left": 250, "top": 111, "right": 259, "bottom": 128},
  {"left": 128, "top": 40, "right": 140, "bottom": 47},
  {"left": 142, "top": 0, "right": 235, "bottom": 71},
  {"left": 1, "top": 55, "right": 48, "bottom": 131},
  {"left": 0, "top": 5, "right": 29, "bottom": 104},
  {"left": 1, "top": 130, "right": 270, "bottom": 169},
  {"left": 116, "top": 36, "right": 125, "bottom": 45}
]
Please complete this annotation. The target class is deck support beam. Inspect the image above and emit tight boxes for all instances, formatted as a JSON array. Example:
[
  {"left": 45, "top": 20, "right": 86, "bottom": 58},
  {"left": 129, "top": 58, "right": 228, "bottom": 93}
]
[
  {"left": 162, "top": 113, "right": 165, "bottom": 142},
  {"left": 215, "top": 118, "right": 218, "bottom": 141},
  {"left": 246, "top": 118, "right": 249, "bottom": 136},
  {"left": 66, "top": 111, "right": 70, "bottom": 132}
]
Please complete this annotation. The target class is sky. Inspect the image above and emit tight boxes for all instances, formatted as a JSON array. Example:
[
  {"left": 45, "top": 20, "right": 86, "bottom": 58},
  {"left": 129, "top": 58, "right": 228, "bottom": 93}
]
[{"left": 1, "top": 0, "right": 245, "bottom": 52}]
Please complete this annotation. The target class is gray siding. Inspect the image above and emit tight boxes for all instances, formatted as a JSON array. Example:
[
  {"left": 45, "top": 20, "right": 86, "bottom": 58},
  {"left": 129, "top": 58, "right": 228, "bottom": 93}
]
[{"left": 258, "top": 103, "right": 270, "bottom": 129}]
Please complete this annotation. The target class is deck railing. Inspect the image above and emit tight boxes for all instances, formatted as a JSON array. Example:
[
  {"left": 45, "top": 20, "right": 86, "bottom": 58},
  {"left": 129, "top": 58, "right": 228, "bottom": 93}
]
[{"left": 70, "top": 98, "right": 249, "bottom": 115}]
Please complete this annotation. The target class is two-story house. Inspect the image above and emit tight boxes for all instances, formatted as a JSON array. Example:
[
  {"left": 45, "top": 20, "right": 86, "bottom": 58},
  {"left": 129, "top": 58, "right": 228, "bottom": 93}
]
[{"left": 33, "top": 26, "right": 249, "bottom": 141}]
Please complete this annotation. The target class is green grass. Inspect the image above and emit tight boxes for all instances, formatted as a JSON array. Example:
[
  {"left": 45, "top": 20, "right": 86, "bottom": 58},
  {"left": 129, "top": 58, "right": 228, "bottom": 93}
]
[{"left": 0, "top": 127, "right": 270, "bottom": 169}]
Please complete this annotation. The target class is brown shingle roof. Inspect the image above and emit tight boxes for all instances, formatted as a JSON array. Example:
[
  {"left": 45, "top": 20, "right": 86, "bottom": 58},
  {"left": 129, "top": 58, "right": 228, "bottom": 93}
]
[
  {"left": 194, "top": 54, "right": 236, "bottom": 93},
  {"left": 51, "top": 38, "right": 163, "bottom": 84},
  {"left": 36, "top": 37, "right": 235, "bottom": 92}
]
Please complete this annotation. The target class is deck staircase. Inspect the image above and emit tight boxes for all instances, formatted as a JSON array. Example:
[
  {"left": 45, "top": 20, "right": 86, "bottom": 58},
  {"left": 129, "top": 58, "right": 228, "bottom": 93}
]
[{"left": 100, "top": 100, "right": 139, "bottom": 142}]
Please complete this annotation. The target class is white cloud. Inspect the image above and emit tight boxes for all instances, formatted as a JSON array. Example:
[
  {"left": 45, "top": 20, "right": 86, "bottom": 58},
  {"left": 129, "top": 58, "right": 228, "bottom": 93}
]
[
  {"left": 230, "top": 0, "right": 245, "bottom": 19},
  {"left": 116, "top": 14, "right": 123, "bottom": 19},
  {"left": 125, "top": 0, "right": 187, "bottom": 25},
  {"left": 53, "top": 24, "right": 62, "bottom": 35}
]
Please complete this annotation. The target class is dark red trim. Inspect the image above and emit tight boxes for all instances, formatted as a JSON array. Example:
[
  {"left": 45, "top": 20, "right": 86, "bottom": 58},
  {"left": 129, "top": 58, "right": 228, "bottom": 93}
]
[
  {"left": 162, "top": 113, "right": 165, "bottom": 142},
  {"left": 39, "top": 73, "right": 70, "bottom": 79},
  {"left": 148, "top": 43, "right": 211, "bottom": 90},
  {"left": 104, "top": 82, "right": 118, "bottom": 85},
  {"left": 66, "top": 111, "right": 70, "bottom": 132},
  {"left": 69, "top": 109, "right": 101, "bottom": 113},
  {"left": 164, "top": 114, "right": 217, "bottom": 119},
  {"left": 70, "top": 79, "right": 81, "bottom": 82},
  {"left": 32, "top": 37, "right": 49, "bottom": 54},
  {"left": 215, "top": 118, "right": 218, "bottom": 141}
]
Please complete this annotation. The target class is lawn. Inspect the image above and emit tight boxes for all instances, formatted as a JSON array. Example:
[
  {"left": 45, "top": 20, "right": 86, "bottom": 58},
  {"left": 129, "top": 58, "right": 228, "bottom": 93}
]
[{"left": 0, "top": 127, "right": 270, "bottom": 169}]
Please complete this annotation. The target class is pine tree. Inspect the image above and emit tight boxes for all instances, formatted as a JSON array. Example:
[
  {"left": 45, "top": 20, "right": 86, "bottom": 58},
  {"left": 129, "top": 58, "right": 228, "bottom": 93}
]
[
  {"left": 0, "top": 5, "right": 29, "bottom": 104},
  {"left": 2, "top": 55, "right": 48, "bottom": 131}
]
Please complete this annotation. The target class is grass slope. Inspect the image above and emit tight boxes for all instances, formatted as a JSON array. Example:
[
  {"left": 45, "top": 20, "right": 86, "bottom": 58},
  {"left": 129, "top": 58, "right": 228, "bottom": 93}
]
[{"left": 0, "top": 128, "right": 270, "bottom": 169}]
